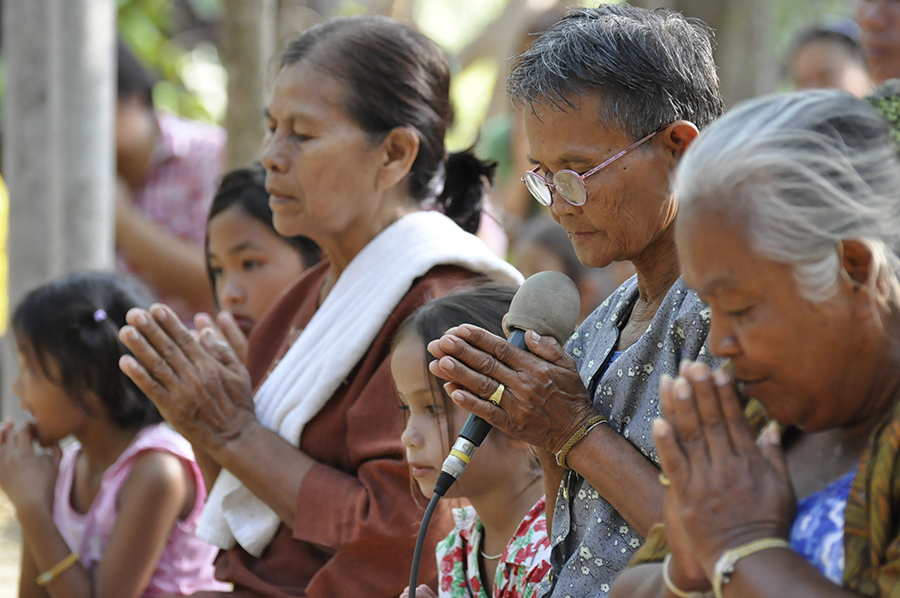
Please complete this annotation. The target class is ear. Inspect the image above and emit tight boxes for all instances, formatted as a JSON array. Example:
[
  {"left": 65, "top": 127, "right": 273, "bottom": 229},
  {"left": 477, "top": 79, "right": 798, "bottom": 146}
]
[
  {"left": 840, "top": 239, "right": 874, "bottom": 287},
  {"left": 838, "top": 239, "right": 877, "bottom": 319},
  {"left": 658, "top": 120, "right": 700, "bottom": 163},
  {"left": 374, "top": 127, "right": 420, "bottom": 192}
]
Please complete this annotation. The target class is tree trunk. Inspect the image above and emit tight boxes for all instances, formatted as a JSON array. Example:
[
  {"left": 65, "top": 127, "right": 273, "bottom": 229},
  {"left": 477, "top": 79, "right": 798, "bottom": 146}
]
[
  {"left": 2, "top": 0, "right": 116, "bottom": 420},
  {"left": 221, "top": 0, "right": 278, "bottom": 170}
]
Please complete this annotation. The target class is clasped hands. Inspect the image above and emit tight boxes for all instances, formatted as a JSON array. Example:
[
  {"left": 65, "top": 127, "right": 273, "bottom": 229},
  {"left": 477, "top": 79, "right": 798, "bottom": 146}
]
[
  {"left": 427, "top": 323, "right": 598, "bottom": 458},
  {"left": 654, "top": 361, "right": 796, "bottom": 591},
  {"left": 118, "top": 304, "right": 256, "bottom": 457}
]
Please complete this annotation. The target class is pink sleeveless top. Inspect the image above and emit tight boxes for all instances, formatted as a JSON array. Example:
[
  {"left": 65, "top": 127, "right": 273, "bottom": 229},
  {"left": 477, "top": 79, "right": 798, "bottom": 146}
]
[{"left": 53, "top": 424, "right": 229, "bottom": 597}]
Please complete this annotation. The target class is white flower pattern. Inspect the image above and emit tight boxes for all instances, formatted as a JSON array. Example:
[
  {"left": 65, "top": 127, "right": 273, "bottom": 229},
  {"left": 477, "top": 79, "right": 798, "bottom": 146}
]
[{"left": 539, "top": 276, "right": 720, "bottom": 598}]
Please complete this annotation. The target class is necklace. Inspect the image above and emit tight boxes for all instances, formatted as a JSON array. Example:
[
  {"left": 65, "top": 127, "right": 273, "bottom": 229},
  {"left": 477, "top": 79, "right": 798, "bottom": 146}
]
[{"left": 480, "top": 548, "right": 504, "bottom": 560}]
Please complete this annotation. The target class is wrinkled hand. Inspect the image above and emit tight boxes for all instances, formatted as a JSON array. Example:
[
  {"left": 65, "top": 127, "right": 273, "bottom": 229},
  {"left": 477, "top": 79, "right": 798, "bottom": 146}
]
[
  {"left": 194, "top": 311, "right": 249, "bottom": 366},
  {"left": 0, "top": 422, "right": 60, "bottom": 513},
  {"left": 400, "top": 585, "right": 436, "bottom": 598},
  {"left": 119, "top": 304, "right": 256, "bottom": 456},
  {"left": 654, "top": 361, "right": 795, "bottom": 577},
  {"left": 427, "top": 324, "right": 597, "bottom": 454}
]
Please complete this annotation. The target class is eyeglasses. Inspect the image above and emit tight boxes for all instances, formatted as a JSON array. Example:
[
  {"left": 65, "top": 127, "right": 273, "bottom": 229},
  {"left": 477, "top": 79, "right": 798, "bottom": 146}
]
[{"left": 521, "top": 127, "right": 664, "bottom": 207}]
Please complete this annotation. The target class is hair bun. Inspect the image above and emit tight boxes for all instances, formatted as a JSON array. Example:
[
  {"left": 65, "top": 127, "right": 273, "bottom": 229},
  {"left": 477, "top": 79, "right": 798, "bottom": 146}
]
[{"left": 436, "top": 149, "right": 497, "bottom": 234}]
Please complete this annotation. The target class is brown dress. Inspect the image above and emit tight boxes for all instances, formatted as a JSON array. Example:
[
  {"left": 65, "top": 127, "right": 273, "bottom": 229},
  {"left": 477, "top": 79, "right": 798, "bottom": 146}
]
[{"left": 196, "top": 261, "right": 476, "bottom": 598}]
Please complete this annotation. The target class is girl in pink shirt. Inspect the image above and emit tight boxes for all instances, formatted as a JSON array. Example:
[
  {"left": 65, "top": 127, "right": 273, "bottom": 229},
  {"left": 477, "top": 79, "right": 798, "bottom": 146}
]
[{"left": 0, "top": 272, "right": 226, "bottom": 598}]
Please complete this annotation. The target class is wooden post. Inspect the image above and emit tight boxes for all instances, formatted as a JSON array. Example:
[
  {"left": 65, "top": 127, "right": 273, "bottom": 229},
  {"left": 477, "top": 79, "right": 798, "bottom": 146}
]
[
  {"left": 2, "top": 0, "right": 116, "bottom": 420},
  {"left": 221, "top": 0, "right": 278, "bottom": 170}
]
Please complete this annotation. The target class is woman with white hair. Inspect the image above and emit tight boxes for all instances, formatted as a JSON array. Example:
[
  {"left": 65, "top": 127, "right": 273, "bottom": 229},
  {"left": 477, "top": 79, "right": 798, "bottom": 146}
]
[{"left": 611, "top": 90, "right": 900, "bottom": 597}]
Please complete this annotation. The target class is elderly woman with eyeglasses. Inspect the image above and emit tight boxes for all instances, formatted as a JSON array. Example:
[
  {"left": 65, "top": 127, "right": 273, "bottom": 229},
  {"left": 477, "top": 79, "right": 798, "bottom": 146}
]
[
  {"left": 610, "top": 89, "right": 900, "bottom": 598},
  {"left": 428, "top": 5, "right": 724, "bottom": 597}
]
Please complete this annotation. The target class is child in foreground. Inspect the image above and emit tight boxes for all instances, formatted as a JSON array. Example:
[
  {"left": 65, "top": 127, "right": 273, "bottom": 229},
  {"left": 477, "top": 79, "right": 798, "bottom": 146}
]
[
  {"left": 393, "top": 283, "right": 551, "bottom": 598},
  {"left": 0, "top": 272, "right": 226, "bottom": 598}
]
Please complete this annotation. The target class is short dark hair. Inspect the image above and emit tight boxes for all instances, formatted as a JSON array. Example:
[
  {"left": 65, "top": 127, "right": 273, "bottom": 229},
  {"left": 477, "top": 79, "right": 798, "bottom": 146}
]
[
  {"left": 507, "top": 4, "right": 724, "bottom": 139},
  {"left": 12, "top": 272, "right": 162, "bottom": 430},
  {"left": 117, "top": 37, "right": 155, "bottom": 107},
  {"left": 791, "top": 26, "right": 865, "bottom": 64},
  {"left": 278, "top": 16, "right": 496, "bottom": 233},
  {"left": 205, "top": 163, "right": 322, "bottom": 305}
]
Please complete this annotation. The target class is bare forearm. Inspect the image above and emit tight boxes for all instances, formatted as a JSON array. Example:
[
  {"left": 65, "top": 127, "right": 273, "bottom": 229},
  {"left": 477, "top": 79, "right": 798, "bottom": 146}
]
[
  {"left": 116, "top": 208, "right": 213, "bottom": 313},
  {"left": 565, "top": 425, "right": 664, "bottom": 536},
  {"left": 17, "top": 506, "right": 92, "bottom": 598},
  {"left": 192, "top": 445, "right": 222, "bottom": 495},
  {"left": 715, "top": 550, "right": 861, "bottom": 598},
  {"left": 209, "top": 420, "right": 315, "bottom": 528},
  {"left": 609, "top": 564, "right": 671, "bottom": 598},
  {"left": 18, "top": 541, "right": 48, "bottom": 598}
]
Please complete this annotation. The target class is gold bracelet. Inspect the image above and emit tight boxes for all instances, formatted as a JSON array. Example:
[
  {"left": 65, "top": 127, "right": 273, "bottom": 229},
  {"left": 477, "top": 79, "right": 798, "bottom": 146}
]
[
  {"left": 712, "top": 538, "right": 791, "bottom": 598},
  {"left": 662, "top": 554, "right": 714, "bottom": 598},
  {"left": 555, "top": 415, "right": 608, "bottom": 468},
  {"left": 36, "top": 551, "right": 80, "bottom": 586}
]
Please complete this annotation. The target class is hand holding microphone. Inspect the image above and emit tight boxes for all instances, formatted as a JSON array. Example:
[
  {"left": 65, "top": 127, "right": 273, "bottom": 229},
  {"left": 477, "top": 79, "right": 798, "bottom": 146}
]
[{"left": 427, "top": 271, "right": 599, "bottom": 491}]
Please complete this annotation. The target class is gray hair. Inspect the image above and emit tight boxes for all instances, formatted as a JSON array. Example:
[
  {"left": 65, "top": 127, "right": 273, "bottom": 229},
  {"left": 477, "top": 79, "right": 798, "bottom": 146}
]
[
  {"left": 675, "top": 90, "right": 900, "bottom": 310},
  {"left": 507, "top": 4, "right": 724, "bottom": 139}
]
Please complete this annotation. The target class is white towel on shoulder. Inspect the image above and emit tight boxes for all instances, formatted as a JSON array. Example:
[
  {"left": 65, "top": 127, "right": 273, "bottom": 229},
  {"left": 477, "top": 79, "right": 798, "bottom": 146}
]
[{"left": 196, "top": 211, "right": 523, "bottom": 556}]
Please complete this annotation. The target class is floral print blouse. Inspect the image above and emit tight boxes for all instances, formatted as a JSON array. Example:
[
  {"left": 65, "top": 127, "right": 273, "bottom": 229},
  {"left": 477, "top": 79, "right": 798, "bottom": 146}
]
[{"left": 435, "top": 496, "right": 552, "bottom": 598}]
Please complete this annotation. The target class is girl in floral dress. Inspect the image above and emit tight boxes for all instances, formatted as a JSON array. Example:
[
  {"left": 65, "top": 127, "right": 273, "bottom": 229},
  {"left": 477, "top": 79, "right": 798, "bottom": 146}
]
[{"left": 392, "top": 284, "right": 552, "bottom": 598}]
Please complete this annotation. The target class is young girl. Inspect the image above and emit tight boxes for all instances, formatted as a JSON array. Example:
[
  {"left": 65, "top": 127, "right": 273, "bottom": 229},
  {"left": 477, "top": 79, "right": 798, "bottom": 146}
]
[
  {"left": 0, "top": 272, "right": 227, "bottom": 598},
  {"left": 392, "top": 284, "right": 551, "bottom": 598},
  {"left": 203, "top": 163, "right": 320, "bottom": 359}
]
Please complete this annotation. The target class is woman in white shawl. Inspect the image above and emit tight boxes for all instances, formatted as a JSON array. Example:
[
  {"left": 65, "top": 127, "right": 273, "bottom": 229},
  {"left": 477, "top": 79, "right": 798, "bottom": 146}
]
[{"left": 117, "top": 16, "right": 521, "bottom": 598}]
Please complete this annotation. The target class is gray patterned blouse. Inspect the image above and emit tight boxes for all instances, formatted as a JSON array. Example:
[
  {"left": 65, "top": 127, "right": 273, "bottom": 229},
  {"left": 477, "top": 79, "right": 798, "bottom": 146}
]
[{"left": 540, "top": 275, "right": 722, "bottom": 598}]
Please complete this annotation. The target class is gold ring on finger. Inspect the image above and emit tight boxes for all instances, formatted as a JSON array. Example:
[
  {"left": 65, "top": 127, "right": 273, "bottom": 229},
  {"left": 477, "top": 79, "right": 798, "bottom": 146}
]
[{"left": 487, "top": 383, "right": 505, "bottom": 406}]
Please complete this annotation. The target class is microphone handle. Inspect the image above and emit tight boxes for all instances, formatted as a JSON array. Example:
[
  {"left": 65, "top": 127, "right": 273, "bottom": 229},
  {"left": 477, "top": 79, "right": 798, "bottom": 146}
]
[{"left": 507, "top": 327, "right": 527, "bottom": 350}]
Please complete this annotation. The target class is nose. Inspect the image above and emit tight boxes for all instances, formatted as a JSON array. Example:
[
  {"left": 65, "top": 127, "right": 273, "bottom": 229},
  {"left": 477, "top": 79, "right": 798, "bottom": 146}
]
[
  {"left": 548, "top": 188, "right": 581, "bottom": 218},
  {"left": 401, "top": 415, "right": 423, "bottom": 450},
  {"left": 219, "top": 275, "right": 245, "bottom": 310},
  {"left": 260, "top": 131, "right": 289, "bottom": 174},
  {"left": 707, "top": 312, "right": 741, "bottom": 359},
  {"left": 12, "top": 373, "right": 26, "bottom": 409}
]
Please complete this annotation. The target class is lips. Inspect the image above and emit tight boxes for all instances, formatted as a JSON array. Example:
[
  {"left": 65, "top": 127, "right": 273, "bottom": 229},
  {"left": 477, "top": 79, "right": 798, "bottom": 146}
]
[
  {"left": 407, "top": 462, "right": 434, "bottom": 479},
  {"left": 230, "top": 315, "right": 254, "bottom": 336},
  {"left": 735, "top": 377, "right": 768, "bottom": 398}
]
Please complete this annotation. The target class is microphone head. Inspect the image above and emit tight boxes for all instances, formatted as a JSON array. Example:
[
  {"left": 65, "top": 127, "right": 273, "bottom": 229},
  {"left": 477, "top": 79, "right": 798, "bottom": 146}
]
[{"left": 506, "top": 271, "right": 581, "bottom": 346}]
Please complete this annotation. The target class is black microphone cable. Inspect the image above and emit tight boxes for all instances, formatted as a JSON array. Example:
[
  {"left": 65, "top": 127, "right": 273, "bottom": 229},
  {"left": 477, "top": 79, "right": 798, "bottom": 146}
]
[{"left": 408, "top": 422, "right": 489, "bottom": 597}]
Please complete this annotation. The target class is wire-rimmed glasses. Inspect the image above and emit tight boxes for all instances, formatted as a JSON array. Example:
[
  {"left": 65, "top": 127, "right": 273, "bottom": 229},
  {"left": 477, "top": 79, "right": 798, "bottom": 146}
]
[{"left": 521, "top": 127, "right": 664, "bottom": 207}]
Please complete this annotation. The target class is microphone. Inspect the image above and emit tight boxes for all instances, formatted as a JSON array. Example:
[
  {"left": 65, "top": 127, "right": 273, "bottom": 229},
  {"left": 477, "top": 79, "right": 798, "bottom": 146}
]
[{"left": 433, "top": 271, "right": 581, "bottom": 495}]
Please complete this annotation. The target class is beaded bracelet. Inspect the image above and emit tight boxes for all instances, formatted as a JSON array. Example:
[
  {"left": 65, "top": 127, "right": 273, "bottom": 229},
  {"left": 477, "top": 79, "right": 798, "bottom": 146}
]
[
  {"left": 36, "top": 551, "right": 80, "bottom": 586},
  {"left": 555, "top": 415, "right": 608, "bottom": 468}
]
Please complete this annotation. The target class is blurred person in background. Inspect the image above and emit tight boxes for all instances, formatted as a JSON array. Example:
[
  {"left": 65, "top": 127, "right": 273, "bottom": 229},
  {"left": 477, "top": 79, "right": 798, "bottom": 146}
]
[
  {"left": 115, "top": 37, "right": 225, "bottom": 320},
  {"left": 859, "top": 0, "right": 900, "bottom": 84},
  {"left": 789, "top": 24, "right": 873, "bottom": 96}
]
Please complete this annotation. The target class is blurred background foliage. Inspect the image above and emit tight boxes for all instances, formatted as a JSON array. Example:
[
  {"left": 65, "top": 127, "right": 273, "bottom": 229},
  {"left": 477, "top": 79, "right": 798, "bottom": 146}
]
[{"left": 116, "top": 0, "right": 860, "bottom": 149}]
